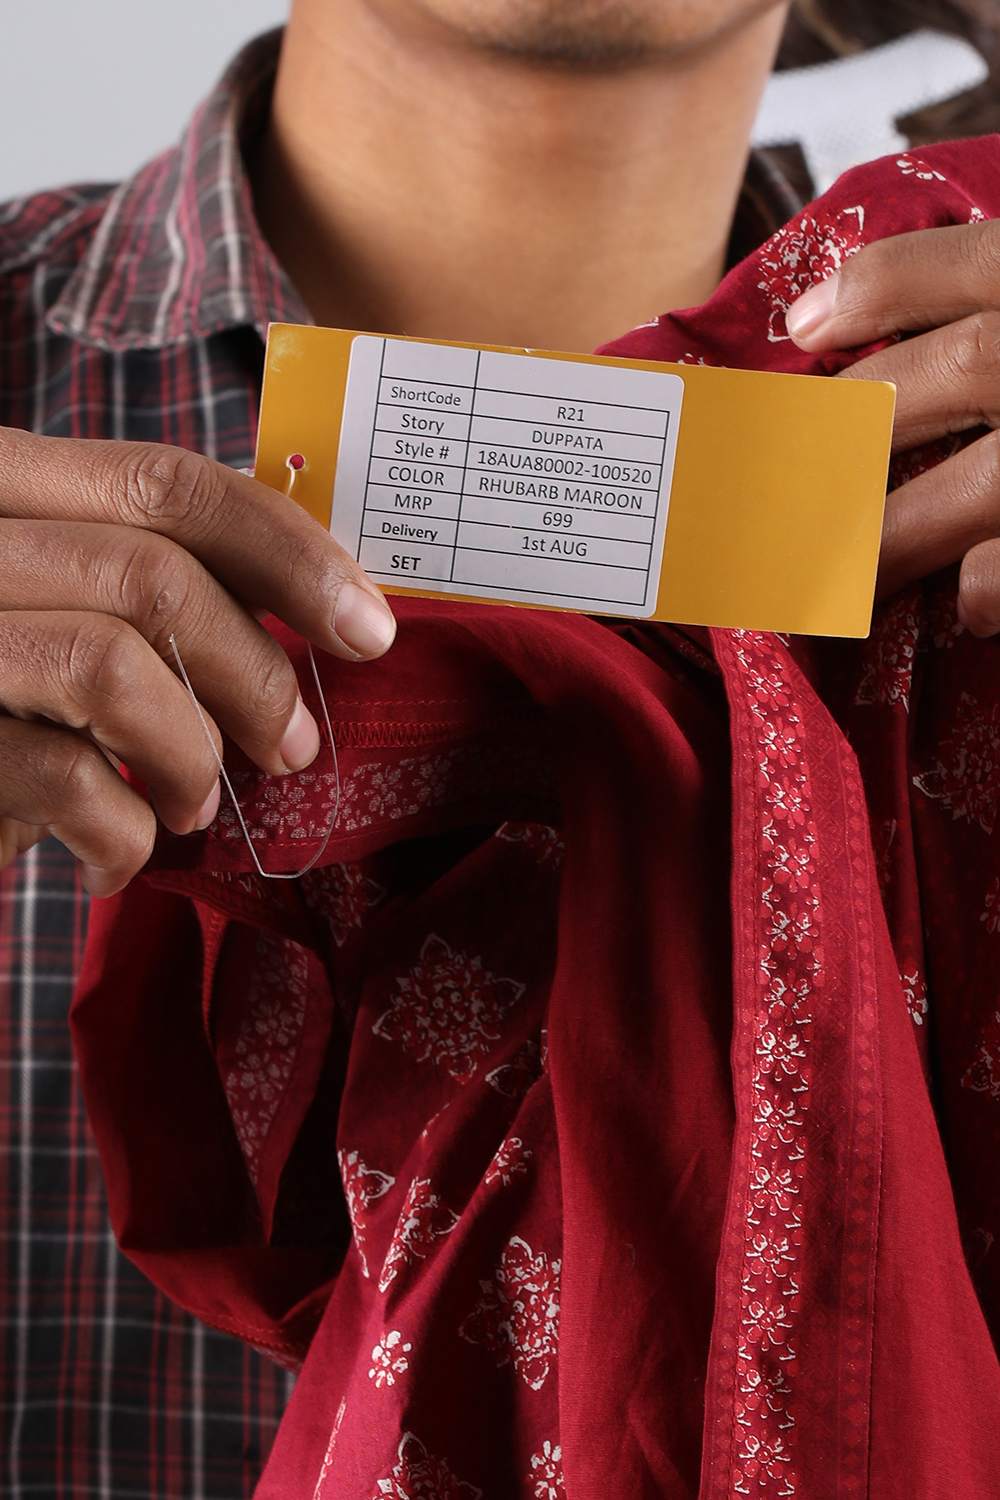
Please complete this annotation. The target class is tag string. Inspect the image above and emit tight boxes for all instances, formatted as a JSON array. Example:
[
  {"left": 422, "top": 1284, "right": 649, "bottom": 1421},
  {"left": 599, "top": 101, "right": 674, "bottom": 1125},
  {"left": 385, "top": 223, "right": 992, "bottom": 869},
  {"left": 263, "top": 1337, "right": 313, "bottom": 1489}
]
[{"left": 168, "top": 452, "right": 341, "bottom": 880}]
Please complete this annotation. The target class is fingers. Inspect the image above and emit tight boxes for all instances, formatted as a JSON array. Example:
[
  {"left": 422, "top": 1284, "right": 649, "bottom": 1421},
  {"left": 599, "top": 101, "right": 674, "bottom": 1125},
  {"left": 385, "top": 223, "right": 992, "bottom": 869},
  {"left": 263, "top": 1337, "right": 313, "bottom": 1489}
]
[
  {"left": 0, "top": 610, "right": 222, "bottom": 836},
  {"left": 879, "top": 428, "right": 1000, "bottom": 598},
  {"left": 959, "top": 539, "right": 1000, "bottom": 637},
  {"left": 0, "top": 817, "right": 46, "bottom": 871},
  {"left": 0, "top": 716, "right": 158, "bottom": 897},
  {"left": 841, "top": 312, "right": 1000, "bottom": 450},
  {"left": 0, "top": 518, "right": 319, "bottom": 776},
  {"left": 0, "top": 429, "right": 397, "bottom": 661},
  {"left": 786, "top": 220, "right": 1000, "bottom": 351}
]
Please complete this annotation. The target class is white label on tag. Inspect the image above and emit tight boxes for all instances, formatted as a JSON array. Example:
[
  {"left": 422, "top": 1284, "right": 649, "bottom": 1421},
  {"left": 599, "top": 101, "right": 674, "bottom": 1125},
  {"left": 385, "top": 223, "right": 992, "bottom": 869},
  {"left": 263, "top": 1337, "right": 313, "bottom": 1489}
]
[{"left": 330, "top": 334, "right": 684, "bottom": 618}]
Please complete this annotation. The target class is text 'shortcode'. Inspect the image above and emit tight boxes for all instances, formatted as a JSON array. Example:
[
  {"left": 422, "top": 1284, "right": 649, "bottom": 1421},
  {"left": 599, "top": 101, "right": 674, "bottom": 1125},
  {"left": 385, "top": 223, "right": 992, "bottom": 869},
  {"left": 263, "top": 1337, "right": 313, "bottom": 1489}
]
[{"left": 330, "top": 335, "right": 685, "bottom": 618}]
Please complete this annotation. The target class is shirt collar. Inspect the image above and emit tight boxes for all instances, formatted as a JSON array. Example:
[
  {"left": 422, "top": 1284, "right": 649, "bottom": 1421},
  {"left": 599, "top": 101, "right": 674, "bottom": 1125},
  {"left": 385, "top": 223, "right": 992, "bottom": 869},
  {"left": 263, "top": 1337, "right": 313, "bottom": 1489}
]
[
  {"left": 47, "top": 28, "right": 804, "bottom": 356},
  {"left": 47, "top": 30, "right": 309, "bottom": 352}
]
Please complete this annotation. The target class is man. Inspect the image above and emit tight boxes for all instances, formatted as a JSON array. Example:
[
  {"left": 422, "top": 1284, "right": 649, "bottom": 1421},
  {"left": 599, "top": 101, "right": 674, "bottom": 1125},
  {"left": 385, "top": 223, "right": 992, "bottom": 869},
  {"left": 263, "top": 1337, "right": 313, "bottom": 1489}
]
[{"left": 2, "top": 2, "right": 999, "bottom": 1494}]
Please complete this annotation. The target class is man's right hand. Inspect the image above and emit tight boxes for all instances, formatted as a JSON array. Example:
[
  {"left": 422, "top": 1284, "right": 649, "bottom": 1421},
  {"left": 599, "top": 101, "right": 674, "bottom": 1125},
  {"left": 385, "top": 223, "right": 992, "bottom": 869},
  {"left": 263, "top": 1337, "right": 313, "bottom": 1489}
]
[{"left": 0, "top": 428, "right": 397, "bottom": 896}]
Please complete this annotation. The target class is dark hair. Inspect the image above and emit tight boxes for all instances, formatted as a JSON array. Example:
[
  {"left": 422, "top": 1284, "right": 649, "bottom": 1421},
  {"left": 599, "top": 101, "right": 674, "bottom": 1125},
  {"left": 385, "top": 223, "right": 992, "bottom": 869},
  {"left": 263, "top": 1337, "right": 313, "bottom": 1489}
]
[{"left": 773, "top": 0, "right": 1000, "bottom": 194}]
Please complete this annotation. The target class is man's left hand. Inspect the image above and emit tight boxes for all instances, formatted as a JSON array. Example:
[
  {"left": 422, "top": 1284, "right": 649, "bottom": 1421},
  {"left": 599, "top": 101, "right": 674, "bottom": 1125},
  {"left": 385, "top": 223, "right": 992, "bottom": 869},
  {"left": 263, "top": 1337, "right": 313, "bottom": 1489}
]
[{"left": 786, "top": 221, "right": 1000, "bottom": 634}]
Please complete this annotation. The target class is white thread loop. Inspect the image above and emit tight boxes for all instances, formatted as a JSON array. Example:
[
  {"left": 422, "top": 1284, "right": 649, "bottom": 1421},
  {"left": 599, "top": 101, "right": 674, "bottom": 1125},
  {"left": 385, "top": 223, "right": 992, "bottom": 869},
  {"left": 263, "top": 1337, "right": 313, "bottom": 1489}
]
[
  {"left": 168, "top": 634, "right": 340, "bottom": 880},
  {"left": 166, "top": 452, "right": 339, "bottom": 879}
]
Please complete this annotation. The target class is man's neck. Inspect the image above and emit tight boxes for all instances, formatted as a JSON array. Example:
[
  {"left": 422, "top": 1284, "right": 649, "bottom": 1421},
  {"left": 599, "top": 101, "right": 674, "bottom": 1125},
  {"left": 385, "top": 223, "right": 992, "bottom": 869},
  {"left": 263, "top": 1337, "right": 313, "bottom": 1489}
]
[{"left": 254, "top": 1, "right": 788, "bottom": 353}]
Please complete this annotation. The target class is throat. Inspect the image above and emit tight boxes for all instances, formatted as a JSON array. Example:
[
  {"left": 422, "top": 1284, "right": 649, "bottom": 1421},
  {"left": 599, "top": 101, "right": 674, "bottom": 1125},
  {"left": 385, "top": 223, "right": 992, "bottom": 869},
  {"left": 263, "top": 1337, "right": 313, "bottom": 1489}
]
[
  {"left": 253, "top": 0, "right": 788, "bottom": 352},
  {"left": 253, "top": 133, "right": 732, "bottom": 351}
]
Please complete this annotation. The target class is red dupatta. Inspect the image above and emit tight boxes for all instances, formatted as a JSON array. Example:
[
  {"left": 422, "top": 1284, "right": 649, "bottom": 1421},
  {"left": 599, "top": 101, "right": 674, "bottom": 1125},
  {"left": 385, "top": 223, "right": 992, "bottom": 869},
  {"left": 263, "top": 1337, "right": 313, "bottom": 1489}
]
[{"left": 74, "top": 138, "right": 1000, "bottom": 1498}]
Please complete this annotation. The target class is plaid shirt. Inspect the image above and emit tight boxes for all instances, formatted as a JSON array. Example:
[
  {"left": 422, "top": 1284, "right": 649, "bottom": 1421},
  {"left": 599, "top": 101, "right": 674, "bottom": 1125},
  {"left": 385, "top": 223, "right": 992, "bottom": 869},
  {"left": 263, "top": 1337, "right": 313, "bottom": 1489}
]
[{"left": 0, "top": 28, "right": 800, "bottom": 1499}]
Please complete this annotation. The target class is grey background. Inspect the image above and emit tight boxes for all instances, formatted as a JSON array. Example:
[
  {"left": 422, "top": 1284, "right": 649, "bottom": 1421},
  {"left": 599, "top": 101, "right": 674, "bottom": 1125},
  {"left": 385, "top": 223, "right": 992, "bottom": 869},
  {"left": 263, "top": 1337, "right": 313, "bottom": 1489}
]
[{"left": 0, "top": 0, "right": 288, "bottom": 201}]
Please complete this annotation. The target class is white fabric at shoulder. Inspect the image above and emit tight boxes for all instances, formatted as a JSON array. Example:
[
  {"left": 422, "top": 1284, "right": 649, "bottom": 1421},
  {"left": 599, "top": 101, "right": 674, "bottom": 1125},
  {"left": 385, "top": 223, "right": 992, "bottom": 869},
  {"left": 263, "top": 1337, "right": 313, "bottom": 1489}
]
[{"left": 753, "top": 29, "right": 988, "bottom": 193}]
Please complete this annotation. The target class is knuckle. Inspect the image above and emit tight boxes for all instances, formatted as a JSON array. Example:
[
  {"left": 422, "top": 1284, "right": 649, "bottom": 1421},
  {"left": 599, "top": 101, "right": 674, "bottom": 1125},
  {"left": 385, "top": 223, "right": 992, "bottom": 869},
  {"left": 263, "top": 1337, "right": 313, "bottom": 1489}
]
[
  {"left": 63, "top": 616, "right": 141, "bottom": 710},
  {"left": 118, "top": 444, "right": 226, "bottom": 532},
  {"left": 241, "top": 643, "right": 299, "bottom": 732},
  {"left": 114, "top": 535, "right": 197, "bottom": 649},
  {"left": 271, "top": 528, "right": 351, "bottom": 619},
  {"left": 306, "top": 538, "right": 353, "bottom": 607},
  {"left": 954, "top": 310, "right": 1000, "bottom": 378},
  {"left": 117, "top": 817, "right": 157, "bottom": 876},
  {"left": 0, "top": 613, "right": 33, "bottom": 680},
  {"left": 37, "top": 736, "right": 106, "bottom": 810}
]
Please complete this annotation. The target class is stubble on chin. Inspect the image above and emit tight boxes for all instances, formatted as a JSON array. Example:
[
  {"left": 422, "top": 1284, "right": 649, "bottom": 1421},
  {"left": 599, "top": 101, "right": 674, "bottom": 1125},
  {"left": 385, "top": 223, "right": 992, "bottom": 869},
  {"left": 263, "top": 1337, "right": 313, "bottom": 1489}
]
[{"left": 398, "top": 0, "right": 786, "bottom": 66}]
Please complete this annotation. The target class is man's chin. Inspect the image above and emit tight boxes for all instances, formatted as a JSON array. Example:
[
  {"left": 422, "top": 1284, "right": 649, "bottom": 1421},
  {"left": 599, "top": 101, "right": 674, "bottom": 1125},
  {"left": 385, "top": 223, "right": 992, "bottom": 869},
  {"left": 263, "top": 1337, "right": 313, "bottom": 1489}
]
[
  {"left": 445, "top": 2, "right": 655, "bottom": 68},
  {"left": 385, "top": 0, "right": 783, "bottom": 67}
]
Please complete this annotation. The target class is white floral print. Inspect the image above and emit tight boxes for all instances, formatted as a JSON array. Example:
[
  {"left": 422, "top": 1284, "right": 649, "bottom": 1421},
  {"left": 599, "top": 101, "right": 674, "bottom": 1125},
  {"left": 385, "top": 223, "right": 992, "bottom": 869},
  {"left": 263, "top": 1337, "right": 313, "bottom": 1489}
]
[
  {"left": 371, "top": 1433, "right": 481, "bottom": 1499},
  {"left": 373, "top": 935, "right": 525, "bottom": 1082},
  {"left": 528, "top": 1441, "right": 565, "bottom": 1499},
  {"left": 757, "top": 206, "right": 865, "bottom": 342},
  {"left": 338, "top": 1148, "right": 396, "bottom": 1279},
  {"left": 459, "top": 1236, "right": 560, "bottom": 1391},
  {"left": 378, "top": 1177, "right": 458, "bottom": 1294},
  {"left": 368, "top": 1329, "right": 412, "bottom": 1389},
  {"left": 855, "top": 597, "right": 920, "bottom": 712},
  {"left": 223, "top": 934, "right": 309, "bottom": 1174},
  {"left": 913, "top": 692, "right": 1000, "bottom": 834},
  {"left": 900, "top": 967, "right": 929, "bottom": 1027},
  {"left": 484, "top": 1137, "right": 533, "bottom": 1187}
]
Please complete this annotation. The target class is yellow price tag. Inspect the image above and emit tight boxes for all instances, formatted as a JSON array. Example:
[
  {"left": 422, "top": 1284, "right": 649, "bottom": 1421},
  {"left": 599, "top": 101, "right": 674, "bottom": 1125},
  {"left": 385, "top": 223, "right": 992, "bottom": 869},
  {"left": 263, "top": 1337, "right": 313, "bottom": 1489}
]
[{"left": 256, "top": 324, "right": 895, "bottom": 638}]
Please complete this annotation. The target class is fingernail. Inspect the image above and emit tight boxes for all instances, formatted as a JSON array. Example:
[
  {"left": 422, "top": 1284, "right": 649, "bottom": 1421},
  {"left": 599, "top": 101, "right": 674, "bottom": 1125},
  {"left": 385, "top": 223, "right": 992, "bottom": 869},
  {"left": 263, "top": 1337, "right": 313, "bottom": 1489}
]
[
  {"left": 194, "top": 781, "right": 221, "bottom": 830},
  {"left": 334, "top": 582, "right": 397, "bottom": 658},
  {"left": 280, "top": 696, "right": 320, "bottom": 772},
  {"left": 786, "top": 275, "right": 839, "bottom": 343}
]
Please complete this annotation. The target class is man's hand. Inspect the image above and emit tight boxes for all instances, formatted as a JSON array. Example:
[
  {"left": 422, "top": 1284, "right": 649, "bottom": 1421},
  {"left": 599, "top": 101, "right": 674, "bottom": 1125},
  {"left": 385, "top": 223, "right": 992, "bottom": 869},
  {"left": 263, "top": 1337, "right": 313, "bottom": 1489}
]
[
  {"left": 786, "top": 220, "right": 1000, "bottom": 632},
  {"left": 0, "top": 430, "right": 397, "bottom": 895}
]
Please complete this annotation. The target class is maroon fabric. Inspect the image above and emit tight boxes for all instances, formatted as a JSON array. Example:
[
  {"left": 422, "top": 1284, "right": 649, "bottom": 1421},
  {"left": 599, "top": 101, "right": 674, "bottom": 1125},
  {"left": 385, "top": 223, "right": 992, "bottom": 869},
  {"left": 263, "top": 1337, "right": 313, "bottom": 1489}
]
[
  {"left": 0, "top": 33, "right": 795, "bottom": 1492},
  {"left": 74, "top": 139, "right": 1000, "bottom": 1498}
]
